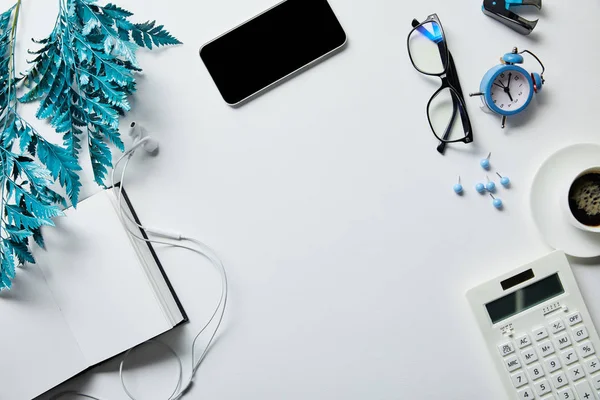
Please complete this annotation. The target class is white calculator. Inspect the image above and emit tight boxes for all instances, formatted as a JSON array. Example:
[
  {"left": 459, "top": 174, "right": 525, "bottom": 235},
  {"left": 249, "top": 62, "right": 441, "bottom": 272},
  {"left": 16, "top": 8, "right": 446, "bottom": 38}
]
[{"left": 467, "top": 251, "right": 600, "bottom": 400}]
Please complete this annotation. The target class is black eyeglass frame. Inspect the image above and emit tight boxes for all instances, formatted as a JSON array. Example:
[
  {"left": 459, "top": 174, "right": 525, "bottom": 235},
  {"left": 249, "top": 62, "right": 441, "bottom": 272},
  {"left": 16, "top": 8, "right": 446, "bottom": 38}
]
[{"left": 407, "top": 14, "right": 474, "bottom": 154}]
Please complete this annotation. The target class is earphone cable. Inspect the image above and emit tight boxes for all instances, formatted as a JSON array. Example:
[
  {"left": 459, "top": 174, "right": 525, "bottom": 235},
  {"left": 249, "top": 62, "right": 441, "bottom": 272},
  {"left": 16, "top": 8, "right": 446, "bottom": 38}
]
[{"left": 50, "top": 138, "right": 228, "bottom": 400}]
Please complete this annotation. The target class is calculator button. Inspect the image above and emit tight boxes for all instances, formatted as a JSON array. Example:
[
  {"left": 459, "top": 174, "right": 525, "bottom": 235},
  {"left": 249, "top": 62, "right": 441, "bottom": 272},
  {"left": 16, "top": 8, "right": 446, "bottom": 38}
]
[
  {"left": 498, "top": 342, "right": 515, "bottom": 357},
  {"left": 567, "top": 312, "right": 583, "bottom": 326},
  {"left": 575, "top": 380, "right": 596, "bottom": 400},
  {"left": 551, "top": 371, "right": 568, "bottom": 389},
  {"left": 522, "top": 348, "right": 539, "bottom": 365},
  {"left": 545, "top": 356, "right": 562, "bottom": 373},
  {"left": 568, "top": 364, "right": 586, "bottom": 382},
  {"left": 534, "top": 379, "right": 552, "bottom": 396},
  {"left": 557, "top": 387, "right": 575, "bottom": 400},
  {"left": 561, "top": 348, "right": 579, "bottom": 366},
  {"left": 534, "top": 327, "right": 549, "bottom": 341},
  {"left": 518, "top": 387, "right": 535, "bottom": 399},
  {"left": 555, "top": 333, "right": 572, "bottom": 350},
  {"left": 539, "top": 341, "right": 555, "bottom": 357},
  {"left": 517, "top": 334, "right": 533, "bottom": 349},
  {"left": 592, "top": 374, "right": 600, "bottom": 390},
  {"left": 527, "top": 363, "right": 545, "bottom": 381},
  {"left": 505, "top": 355, "right": 522, "bottom": 372},
  {"left": 512, "top": 371, "right": 529, "bottom": 388},
  {"left": 578, "top": 342, "right": 596, "bottom": 358},
  {"left": 584, "top": 356, "right": 600, "bottom": 375},
  {"left": 573, "top": 326, "right": 590, "bottom": 343},
  {"left": 550, "top": 319, "right": 566, "bottom": 334}
]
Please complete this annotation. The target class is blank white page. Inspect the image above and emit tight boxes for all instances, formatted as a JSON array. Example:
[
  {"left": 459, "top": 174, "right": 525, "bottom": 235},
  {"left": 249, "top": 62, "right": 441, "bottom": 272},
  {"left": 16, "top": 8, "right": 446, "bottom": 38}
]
[
  {"left": 0, "top": 264, "right": 86, "bottom": 400},
  {"left": 33, "top": 190, "right": 171, "bottom": 366}
]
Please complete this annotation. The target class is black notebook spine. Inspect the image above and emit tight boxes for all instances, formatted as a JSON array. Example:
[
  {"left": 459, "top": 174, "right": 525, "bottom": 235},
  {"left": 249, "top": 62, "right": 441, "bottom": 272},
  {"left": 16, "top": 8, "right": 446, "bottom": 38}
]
[{"left": 119, "top": 188, "right": 189, "bottom": 324}]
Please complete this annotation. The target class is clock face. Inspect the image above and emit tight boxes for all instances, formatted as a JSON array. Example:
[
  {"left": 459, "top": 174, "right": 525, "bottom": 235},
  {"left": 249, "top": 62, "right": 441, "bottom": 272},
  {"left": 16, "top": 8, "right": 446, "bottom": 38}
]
[{"left": 489, "top": 69, "right": 531, "bottom": 113}]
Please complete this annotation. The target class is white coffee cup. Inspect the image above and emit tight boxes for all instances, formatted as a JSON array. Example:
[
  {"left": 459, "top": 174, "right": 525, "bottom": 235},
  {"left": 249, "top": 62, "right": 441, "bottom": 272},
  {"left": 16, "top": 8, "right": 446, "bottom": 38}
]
[{"left": 563, "top": 166, "right": 600, "bottom": 233}]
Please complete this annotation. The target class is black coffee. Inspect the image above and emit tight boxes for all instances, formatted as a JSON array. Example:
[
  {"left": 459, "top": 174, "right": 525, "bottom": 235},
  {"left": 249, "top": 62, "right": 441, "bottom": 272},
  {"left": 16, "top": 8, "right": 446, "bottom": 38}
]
[{"left": 569, "top": 172, "right": 600, "bottom": 227}]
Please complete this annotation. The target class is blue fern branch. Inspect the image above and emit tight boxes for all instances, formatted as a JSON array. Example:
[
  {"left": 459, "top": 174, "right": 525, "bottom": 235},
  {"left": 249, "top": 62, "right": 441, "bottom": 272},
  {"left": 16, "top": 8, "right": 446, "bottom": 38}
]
[
  {"left": 0, "top": 0, "right": 180, "bottom": 289},
  {"left": 0, "top": 2, "right": 69, "bottom": 290},
  {"left": 20, "top": 0, "right": 181, "bottom": 187}
]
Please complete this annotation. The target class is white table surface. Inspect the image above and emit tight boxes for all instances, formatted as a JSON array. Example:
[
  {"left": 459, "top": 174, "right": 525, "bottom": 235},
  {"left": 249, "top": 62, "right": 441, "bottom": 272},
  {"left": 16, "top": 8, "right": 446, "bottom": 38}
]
[{"left": 13, "top": 0, "right": 600, "bottom": 398}]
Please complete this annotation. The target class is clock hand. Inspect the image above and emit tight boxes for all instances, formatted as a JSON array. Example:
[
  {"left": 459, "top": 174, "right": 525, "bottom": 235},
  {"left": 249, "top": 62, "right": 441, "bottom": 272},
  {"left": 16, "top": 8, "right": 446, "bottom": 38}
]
[
  {"left": 507, "top": 73, "right": 512, "bottom": 89},
  {"left": 493, "top": 83, "right": 505, "bottom": 89},
  {"left": 502, "top": 85, "right": 514, "bottom": 102}
]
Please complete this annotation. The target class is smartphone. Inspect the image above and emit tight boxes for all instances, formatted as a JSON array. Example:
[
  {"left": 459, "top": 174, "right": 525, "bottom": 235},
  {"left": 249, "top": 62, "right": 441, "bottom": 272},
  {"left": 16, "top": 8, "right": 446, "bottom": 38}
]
[{"left": 199, "top": 0, "right": 347, "bottom": 106}]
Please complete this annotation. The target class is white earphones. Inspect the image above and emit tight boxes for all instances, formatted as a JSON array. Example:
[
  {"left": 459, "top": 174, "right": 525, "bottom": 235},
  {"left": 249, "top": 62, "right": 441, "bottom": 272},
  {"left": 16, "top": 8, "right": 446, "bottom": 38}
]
[
  {"left": 50, "top": 122, "right": 228, "bottom": 400},
  {"left": 128, "top": 122, "right": 160, "bottom": 154}
]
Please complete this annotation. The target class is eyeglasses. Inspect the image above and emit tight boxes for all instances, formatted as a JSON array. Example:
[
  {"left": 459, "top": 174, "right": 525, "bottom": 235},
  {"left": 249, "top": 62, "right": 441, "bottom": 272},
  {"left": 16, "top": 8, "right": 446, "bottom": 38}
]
[{"left": 407, "top": 14, "right": 473, "bottom": 154}]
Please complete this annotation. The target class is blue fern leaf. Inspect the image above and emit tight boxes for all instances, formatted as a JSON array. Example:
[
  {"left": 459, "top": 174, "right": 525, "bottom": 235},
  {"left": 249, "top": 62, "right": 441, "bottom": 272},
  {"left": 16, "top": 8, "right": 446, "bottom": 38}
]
[
  {"left": 88, "top": 130, "right": 112, "bottom": 185},
  {"left": 0, "top": 3, "right": 68, "bottom": 289},
  {"left": 6, "top": 205, "right": 54, "bottom": 230},
  {"left": 1, "top": 243, "right": 16, "bottom": 289},
  {"left": 9, "top": 240, "right": 35, "bottom": 264},
  {"left": 32, "top": 228, "right": 45, "bottom": 249},
  {"left": 9, "top": 181, "right": 64, "bottom": 220},
  {"left": 134, "top": 21, "right": 182, "bottom": 48},
  {"left": 103, "top": 3, "right": 133, "bottom": 19},
  {"left": 6, "top": 228, "right": 33, "bottom": 241},
  {"left": 37, "top": 138, "right": 82, "bottom": 205},
  {"left": 16, "top": 0, "right": 181, "bottom": 197}
]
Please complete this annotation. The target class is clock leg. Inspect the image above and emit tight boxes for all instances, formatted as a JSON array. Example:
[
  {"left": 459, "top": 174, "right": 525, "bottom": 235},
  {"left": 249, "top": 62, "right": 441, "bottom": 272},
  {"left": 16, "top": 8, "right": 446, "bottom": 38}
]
[{"left": 501, "top": 115, "right": 507, "bottom": 129}]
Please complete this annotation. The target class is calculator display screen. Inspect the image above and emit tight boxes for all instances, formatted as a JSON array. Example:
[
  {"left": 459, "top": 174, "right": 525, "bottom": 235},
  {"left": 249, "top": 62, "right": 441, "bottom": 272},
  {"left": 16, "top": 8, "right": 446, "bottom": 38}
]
[{"left": 485, "top": 273, "right": 564, "bottom": 324}]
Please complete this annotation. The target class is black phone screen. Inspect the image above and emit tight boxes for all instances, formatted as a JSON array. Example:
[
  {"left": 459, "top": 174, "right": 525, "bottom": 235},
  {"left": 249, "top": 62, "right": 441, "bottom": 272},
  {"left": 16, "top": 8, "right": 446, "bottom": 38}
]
[{"left": 200, "top": 0, "right": 347, "bottom": 105}]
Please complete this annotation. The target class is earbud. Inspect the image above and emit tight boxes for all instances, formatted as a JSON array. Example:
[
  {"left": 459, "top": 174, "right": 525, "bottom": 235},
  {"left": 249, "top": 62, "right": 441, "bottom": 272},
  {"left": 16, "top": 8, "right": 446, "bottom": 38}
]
[
  {"left": 127, "top": 122, "right": 159, "bottom": 155},
  {"left": 128, "top": 121, "right": 144, "bottom": 140}
]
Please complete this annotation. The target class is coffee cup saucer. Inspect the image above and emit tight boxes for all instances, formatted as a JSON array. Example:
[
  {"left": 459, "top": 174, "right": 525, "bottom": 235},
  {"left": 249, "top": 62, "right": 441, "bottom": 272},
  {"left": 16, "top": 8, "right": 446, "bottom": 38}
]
[
  {"left": 531, "top": 143, "right": 600, "bottom": 258},
  {"left": 529, "top": 143, "right": 600, "bottom": 258}
]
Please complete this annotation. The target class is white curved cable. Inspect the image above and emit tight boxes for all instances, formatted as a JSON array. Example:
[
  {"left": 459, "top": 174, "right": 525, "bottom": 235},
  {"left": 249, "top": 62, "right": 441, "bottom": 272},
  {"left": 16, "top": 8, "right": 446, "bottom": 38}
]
[{"left": 51, "top": 139, "right": 228, "bottom": 400}]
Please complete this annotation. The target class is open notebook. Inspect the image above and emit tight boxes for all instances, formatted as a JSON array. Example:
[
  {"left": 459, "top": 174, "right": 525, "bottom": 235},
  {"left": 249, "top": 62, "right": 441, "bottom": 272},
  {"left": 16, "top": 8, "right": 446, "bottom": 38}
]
[{"left": 0, "top": 188, "right": 187, "bottom": 400}]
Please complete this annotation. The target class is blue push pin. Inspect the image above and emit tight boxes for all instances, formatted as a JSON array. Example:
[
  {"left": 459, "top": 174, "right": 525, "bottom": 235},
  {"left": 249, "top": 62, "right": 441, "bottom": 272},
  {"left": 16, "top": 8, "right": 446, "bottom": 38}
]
[
  {"left": 490, "top": 193, "right": 503, "bottom": 210},
  {"left": 480, "top": 152, "right": 492, "bottom": 170},
  {"left": 486, "top": 176, "right": 496, "bottom": 193},
  {"left": 475, "top": 183, "right": 486, "bottom": 194},
  {"left": 496, "top": 172, "right": 511, "bottom": 188},
  {"left": 454, "top": 176, "right": 464, "bottom": 195}
]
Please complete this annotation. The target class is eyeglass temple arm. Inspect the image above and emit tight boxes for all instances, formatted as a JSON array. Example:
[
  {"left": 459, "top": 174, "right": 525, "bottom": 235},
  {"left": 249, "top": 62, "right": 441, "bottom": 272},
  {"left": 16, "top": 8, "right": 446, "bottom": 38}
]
[
  {"left": 412, "top": 19, "right": 472, "bottom": 154},
  {"left": 436, "top": 92, "right": 459, "bottom": 154},
  {"left": 412, "top": 19, "right": 453, "bottom": 154},
  {"left": 448, "top": 53, "right": 473, "bottom": 139}
]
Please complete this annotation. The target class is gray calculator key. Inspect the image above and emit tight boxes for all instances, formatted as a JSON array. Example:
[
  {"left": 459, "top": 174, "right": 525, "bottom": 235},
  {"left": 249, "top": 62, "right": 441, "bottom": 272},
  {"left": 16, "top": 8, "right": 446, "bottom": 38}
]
[
  {"left": 539, "top": 341, "right": 555, "bottom": 358},
  {"left": 517, "top": 387, "right": 535, "bottom": 399},
  {"left": 534, "top": 378, "right": 551, "bottom": 396},
  {"left": 512, "top": 370, "right": 529, "bottom": 388},
  {"left": 584, "top": 356, "right": 600, "bottom": 375},
  {"left": 567, "top": 312, "right": 583, "bottom": 326},
  {"left": 555, "top": 333, "right": 572, "bottom": 350},
  {"left": 574, "top": 380, "right": 596, "bottom": 400},
  {"left": 568, "top": 364, "right": 585, "bottom": 382},
  {"left": 560, "top": 348, "right": 578, "bottom": 366},
  {"left": 505, "top": 355, "right": 521, "bottom": 372},
  {"left": 557, "top": 387, "right": 575, "bottom": 399},
  {"left": 522, "top": 348, "right": 539, "bottom": 365},
  {"left": 578, "top": 342, "right": 596, "bottom": 359},
  {"left": 550, "top": 319, "right": 566, "bottom": 334},
  {"left": 551, "top": 371, "right": 568, "bottom": 389},
  {"left": 533, "top": 327, "right": 549, "bottom": 341},
  {"left": 573, "top": 326, "right": 590, "bottom": 343},
  {"left": 498, "top": 341, "right": 515, "bottom": 357}
]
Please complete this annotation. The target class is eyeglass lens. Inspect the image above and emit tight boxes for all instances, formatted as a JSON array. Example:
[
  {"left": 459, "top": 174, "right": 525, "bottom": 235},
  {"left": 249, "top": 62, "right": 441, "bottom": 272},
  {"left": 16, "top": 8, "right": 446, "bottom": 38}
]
[{"left": 408, "top": 21, "right": 448, "bottom": 76}]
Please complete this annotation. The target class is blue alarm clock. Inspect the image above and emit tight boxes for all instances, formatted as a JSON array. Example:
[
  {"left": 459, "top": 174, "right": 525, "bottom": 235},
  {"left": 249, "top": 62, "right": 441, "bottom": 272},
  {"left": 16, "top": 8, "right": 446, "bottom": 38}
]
[{"left": 470, "top": 47, "right": 545, "bottom": 128}]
